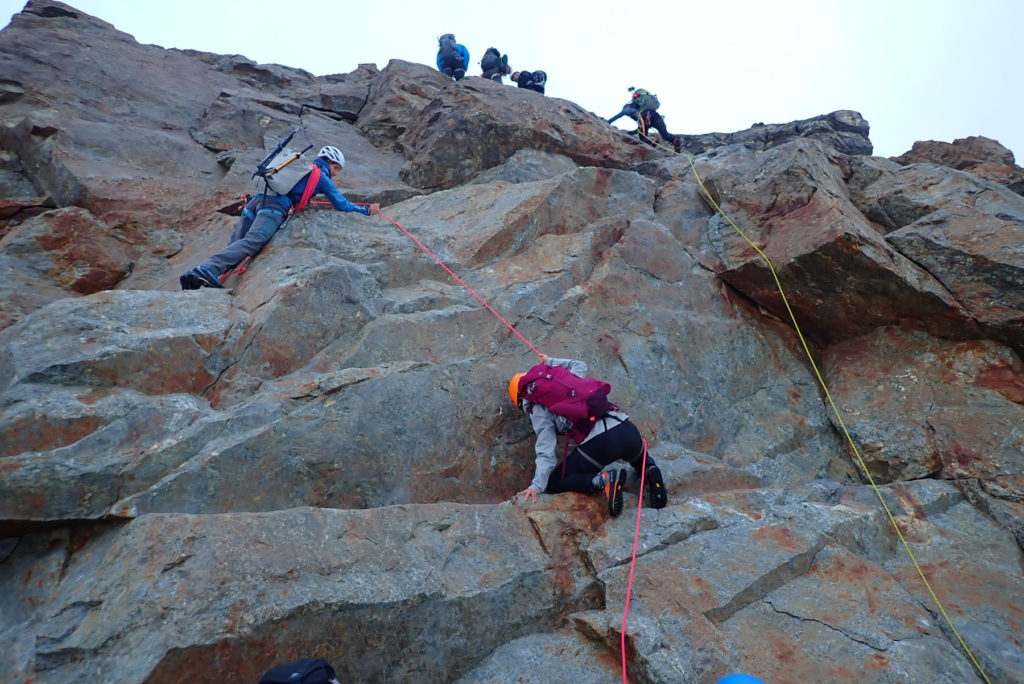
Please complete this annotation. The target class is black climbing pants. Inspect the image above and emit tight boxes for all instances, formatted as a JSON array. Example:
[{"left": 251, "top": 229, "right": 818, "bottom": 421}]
[
  {"left": 545, "top": 418, "right": 655, "bottom": 494},
  {"left": 638, "top": 110, "right": 679, "bottom": 146}
]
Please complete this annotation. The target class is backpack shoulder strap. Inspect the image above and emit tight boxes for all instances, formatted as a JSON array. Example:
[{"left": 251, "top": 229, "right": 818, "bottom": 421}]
[{"left": 293, "top": 163, "right": 322, "bottom": 213}]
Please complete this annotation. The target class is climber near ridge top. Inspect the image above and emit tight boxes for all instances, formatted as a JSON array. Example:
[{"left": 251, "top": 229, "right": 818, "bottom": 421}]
[
  {"left": 180, "top": 145, "right": 380, "bottom": 290},
  {"left": 436, "top": 33, "right": 470, "bottom": 81},
  {"left": 509, "top": 352, "right": 668, "bottom": 517},
  {"left": 480, "top": 46, "right": 511, "bottom": 82},
  {"left": 511, "top": 69, "right": 546, "bottom": 94},
  {"left": 608, "top": 86, "right": 684, "bottom": 154}
]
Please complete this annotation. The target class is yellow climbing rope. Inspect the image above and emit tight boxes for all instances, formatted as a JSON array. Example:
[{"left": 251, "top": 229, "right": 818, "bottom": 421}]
[{"left": 638, "top": 131, "right": 992, "bottom": 683}]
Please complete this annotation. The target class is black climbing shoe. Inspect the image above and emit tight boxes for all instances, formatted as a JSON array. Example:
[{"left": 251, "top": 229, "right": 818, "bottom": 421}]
[
  {"left": 180, "top": 266, "right": 223, "bottom": 290},
  {"left": 646, "top": 465, "right": 668, "bottom": 509},
  {"left": 194, "top": 266, "right": 224, "bottom": 288},
  {"left": 179, "top": 270, "right": 202, "bottom": 290}
]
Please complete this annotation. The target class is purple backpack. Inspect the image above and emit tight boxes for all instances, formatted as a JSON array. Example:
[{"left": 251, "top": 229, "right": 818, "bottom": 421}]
[{"left": 518, "top": 364, "right": 617, "bottom": 442}]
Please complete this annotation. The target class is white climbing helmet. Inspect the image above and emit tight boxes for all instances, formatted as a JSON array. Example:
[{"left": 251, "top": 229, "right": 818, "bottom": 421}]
[{"left": 318, "top": 145, "right": 345, "bottom": 169}]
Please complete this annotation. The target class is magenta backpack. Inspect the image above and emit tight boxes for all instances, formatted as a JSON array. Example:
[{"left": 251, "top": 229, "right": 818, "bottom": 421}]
[{"left": 518, "top": 364, "right": 618, "bottom": 442}]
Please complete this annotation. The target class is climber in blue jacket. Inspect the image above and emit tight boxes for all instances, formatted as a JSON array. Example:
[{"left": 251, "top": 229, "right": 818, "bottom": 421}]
[
  {"left": 180, "top": 146, "right": 379, "bottom": 290},
  {"left": 436, "top": 33, "right": 470, "bottom": 81}
]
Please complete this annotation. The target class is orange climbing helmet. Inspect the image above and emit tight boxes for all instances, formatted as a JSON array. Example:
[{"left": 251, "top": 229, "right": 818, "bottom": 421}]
[{"left": 508, "top": 372, "right": 526, "bottom": 407}]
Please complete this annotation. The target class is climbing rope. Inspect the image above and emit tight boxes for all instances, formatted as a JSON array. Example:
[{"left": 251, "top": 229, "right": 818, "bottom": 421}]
[
  {"left": 217, "top": 255, "right": 252, "bottom": 283},
  {"left": 622, "top": 437, "right": 648, "bottom": 683},
  {"left": 376, "top": 210, "right": 542, "bottom": 357},
  {"left": 276, "top": 201, "right": 540, "bottom": 358},
  {"left": 637, "top": 129, "right": 991, "bottom": 683}
]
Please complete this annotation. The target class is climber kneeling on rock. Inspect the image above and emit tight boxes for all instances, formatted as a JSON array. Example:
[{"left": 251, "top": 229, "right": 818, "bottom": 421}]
[
  {"left": 180, "top": 145, "right": 380, "bottom": 290},
  {"left": 509, "top": 352, "right": 668, "bottom": 516}
]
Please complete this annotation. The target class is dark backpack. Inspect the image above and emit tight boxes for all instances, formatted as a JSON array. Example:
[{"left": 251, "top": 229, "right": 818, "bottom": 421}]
[
  {"left": 531, "top": 70, "right": 547, "bottom": 87},
  {"left": 518, "top": 364, "right": 617, "bottom": 443},
  {"left": 633, "top": 88, "right": 660, "bottom": 111},
  {"left": 438, "top": 34, "right": 460, "bottom": 68},
  {"left": 481, "top": 47, "right": 507, "bottom": 74},
  {"left": 259, "top": 658, "right": 337, "bottom": 684}
]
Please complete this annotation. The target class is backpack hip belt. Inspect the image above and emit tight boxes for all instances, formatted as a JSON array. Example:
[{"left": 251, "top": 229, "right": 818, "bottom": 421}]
[{"left": 574, "top": 444, "right": 603, "bottom": 470}]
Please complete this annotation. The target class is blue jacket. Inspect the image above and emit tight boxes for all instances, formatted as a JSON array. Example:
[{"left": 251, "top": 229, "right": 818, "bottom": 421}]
[
  {"left": 267, "top": 157, "right": 369, "bottom": 215},
  {"left": 436, "top": 44, "right": 469, "bottom": 71}
]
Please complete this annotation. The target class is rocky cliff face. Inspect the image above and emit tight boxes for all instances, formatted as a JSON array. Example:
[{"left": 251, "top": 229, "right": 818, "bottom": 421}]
[{"left": 1, "top": 2, "right": 1023, "bottom": 683}]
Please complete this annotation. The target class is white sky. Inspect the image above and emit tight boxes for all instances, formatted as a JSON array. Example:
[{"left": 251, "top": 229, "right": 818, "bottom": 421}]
[{"left": 1, "top": 0, "right": 1021, "bottom": 160}]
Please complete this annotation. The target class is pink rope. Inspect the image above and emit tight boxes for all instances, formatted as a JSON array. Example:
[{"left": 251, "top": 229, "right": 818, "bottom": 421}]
[
  {"left": 376, "top": 210, "right": 541, "bottom": 356},
  {"left": 621, "top": 436, "right": 648, "bottom": 683},
  {"left": 218, "top": 256, "right": 251, "bottom": 283}
]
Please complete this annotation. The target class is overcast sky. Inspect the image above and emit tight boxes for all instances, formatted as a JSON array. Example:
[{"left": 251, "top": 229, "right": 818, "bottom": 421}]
[{"left": 2, "top": 0, "right": 1020, "bottom": 160}]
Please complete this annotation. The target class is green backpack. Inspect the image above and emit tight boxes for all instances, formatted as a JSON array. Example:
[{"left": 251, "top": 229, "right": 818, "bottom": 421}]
[{"left": 633, "top": 88, "right": 660, "bottom": 112}]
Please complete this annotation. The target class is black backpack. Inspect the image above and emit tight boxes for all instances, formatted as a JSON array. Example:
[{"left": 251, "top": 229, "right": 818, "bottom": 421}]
[
  {"left": 259, "top": 658, "right": 337, "bottom": 684},
  {"left": 481, "top": 47, "right": 507, "bottom": 74},
  {"left": 438, "top": 34, "right": 460, "bottom": 68},
  {"left": 531, "top": 70, "right": 547, "bottom": 87}
]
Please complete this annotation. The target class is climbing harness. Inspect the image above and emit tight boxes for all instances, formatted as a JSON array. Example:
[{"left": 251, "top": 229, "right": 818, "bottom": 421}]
[{"left": 636, "top": 128, "right": 992, "bottom": 683}]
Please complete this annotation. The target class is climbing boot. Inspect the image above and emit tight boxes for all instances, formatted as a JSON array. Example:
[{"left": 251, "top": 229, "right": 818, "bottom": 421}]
[
  {"left": 598, "top": 468, "right": 626, "bottom": 517},
  {"left": 181, "top": 266, "right": 223, "bottom": 290},
  {"left": 646, "top": 465, "right": 668, "bottom": 509},
  {"left": 194, "top": 266, "right": 224, "bottom": 288},
  {"left": 179, "top": 270, "right": 202, "bottom": 290}
]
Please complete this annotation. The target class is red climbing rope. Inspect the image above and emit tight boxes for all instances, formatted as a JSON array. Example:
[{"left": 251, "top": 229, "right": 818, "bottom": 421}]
[
  {"left": 621, "top": 436, "right": 648, "bottom": 683},
  {"left": 218, "top": 256, "right": 252, "bottom": 283},
  {"left": 376, "top": 210, "right": 542, "bottom": 356}
]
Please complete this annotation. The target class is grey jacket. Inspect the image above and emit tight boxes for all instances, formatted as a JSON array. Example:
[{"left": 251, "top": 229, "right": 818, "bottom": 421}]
[{"left": 523, "top": 357, "right": 628, "bottom": 493}]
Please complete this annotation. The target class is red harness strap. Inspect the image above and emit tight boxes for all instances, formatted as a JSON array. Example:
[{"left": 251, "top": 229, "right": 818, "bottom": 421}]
[{"left": 293, "top": 163, "right": 322, "bottom": 212}]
